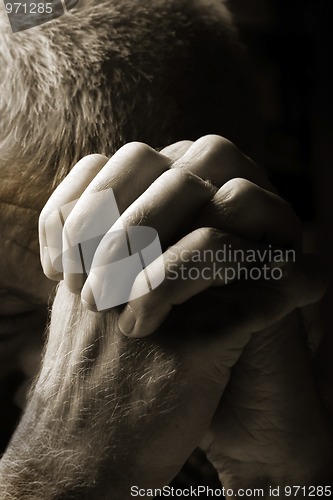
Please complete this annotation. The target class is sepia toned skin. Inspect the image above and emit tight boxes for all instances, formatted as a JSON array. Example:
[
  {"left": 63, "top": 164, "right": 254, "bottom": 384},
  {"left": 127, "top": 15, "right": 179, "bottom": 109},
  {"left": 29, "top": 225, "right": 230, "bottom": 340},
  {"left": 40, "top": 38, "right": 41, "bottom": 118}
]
[
  {"left": 0, "top": 169, "right": 54, "bottom": 379},
  {"left": 0, "top": 137, "right": 332, "bottom": 499},
  {"left": 0, "top": 0, "right": 332, "bottom": 498}
]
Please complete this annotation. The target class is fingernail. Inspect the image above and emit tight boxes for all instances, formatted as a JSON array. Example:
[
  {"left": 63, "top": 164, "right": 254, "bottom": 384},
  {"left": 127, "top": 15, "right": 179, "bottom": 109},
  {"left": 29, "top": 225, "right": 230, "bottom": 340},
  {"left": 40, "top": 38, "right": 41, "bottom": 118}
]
[
  {"left": 118, "top": 305, "right": 136, "bottom": 336},
  {"left": 81, "top": 298, "right": 98, "bottom": 313},
  {"left": 64, "top": 272, "right": 85, "bottom": 294},
  {"left": 81, "top": 281, "right": 97, "bottom": 311}
]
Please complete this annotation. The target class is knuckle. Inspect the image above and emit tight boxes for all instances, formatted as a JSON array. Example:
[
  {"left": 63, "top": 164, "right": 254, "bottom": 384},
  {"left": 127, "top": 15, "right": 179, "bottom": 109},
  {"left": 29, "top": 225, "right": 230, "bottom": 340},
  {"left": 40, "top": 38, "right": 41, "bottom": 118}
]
[
  {"left": 94, "top": 228, "right": 129, "bottom": 264},
  {"left": 73, "top": 154, "right": 109, "bottom": 176},
  {"left": 225, "top": 176, "right": 254, "bottom": 194},
  {"left": 218, "top": 178, "right": 260, "bottom": 226},
  {"left": 80, "top": 153, "right": 108, "bottom": 163},
  {"left": 168, "top": 167, "right": 214, "bottom": 196},
  {"left": 115, "top": 142, "right": 169, "bottom": 177},
  {"left": 222, "top": 177, "right": 257, "bottom": 207},
  {"left": 117, "top": 141, "right": 157, "bottom": 160},
  {"left": 197, "top": 134, "right": 237, "bottom": 158}
]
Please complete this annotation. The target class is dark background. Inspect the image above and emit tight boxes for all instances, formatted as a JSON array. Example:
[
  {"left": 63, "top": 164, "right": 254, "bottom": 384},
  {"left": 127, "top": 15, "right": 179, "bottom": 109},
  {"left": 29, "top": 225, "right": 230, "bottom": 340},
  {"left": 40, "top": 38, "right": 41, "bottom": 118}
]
[{"left": 231, "top": 0, "right": 333, "bottom": 402}]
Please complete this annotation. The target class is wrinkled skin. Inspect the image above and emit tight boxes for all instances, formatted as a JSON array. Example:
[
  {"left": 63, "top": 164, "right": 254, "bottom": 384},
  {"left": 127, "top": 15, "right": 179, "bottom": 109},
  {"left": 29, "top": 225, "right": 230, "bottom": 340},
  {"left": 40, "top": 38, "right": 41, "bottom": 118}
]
[{"left": 0, "top": 172, "right": 53, "bottom": 380}]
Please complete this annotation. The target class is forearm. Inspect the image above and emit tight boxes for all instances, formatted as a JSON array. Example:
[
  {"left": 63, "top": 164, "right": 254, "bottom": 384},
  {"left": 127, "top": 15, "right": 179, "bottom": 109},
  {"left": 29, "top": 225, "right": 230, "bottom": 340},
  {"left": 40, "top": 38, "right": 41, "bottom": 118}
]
[
  {"left": 0, "top": 291, "right": 175, "bottom": 498},
  {"left": 0, "top": 397, "right": 130, "bottom": 500},
  {"left": 0, "top": 284, "right": 223, "bottom": 499}
]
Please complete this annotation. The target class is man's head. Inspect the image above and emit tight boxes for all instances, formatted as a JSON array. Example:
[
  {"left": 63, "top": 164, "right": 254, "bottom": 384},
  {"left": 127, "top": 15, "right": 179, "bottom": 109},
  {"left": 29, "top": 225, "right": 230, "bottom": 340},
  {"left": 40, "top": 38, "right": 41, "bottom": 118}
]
[{"left": 0, "top": 0, "right": 257, "bottom": 184}]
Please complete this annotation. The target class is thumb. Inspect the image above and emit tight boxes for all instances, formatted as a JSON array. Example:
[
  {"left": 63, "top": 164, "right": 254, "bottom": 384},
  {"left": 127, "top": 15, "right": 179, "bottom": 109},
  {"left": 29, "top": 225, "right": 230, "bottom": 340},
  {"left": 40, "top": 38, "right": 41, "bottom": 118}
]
[{"left": 117, "top": 253, "right": 328, "bottom": 338}]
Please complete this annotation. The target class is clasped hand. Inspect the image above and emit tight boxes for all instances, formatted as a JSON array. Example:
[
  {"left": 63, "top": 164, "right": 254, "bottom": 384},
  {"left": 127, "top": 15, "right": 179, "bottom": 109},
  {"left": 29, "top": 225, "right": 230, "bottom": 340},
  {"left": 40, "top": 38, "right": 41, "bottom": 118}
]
[{"left": 37, "top": 135, "right": 331, "bottom": 495}]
